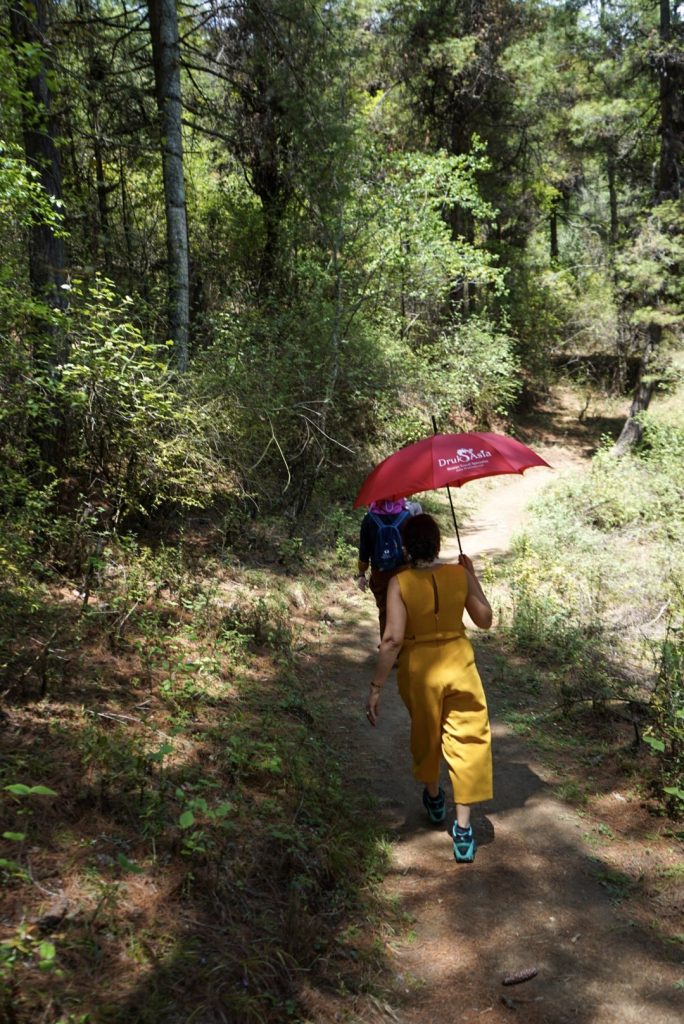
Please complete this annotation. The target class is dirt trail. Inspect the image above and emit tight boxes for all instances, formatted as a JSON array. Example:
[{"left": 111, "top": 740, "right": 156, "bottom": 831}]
[{"left": 324, "top": 423, "right": 683, "bottom": 1024}]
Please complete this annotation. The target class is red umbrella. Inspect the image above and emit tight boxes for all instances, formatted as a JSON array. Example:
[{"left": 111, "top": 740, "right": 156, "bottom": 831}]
[{"left": 354, "top": 429, "right": 551, "bottom": 552}]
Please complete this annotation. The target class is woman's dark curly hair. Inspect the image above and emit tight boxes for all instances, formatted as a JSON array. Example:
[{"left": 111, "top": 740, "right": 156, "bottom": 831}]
[{"left": 402, "top": 513, "right": 441, "bottom": 564}]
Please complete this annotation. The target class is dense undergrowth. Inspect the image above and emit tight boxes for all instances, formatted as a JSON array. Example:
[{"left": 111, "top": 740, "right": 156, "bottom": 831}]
[
  {"left": 490, "top": 409, "right": 684, "bottom": 818},
  {"left": 0, "top": 512, "right": 392, "bottom": 1024}
]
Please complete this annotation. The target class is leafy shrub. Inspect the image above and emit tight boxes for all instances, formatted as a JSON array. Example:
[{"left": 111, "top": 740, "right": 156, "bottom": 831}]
[
  {"left": 191, "top": 139, "right": 509, "bottom": 514},
  {"left": 0, "top": 141, "right": 66, "bottom": 606},
  {"left": 530, "top": 436, "right": 684, "bottom": 539},
  {"left": 637, "top": 415, "right": 684, "bottom": 471},
  {"left": 507, "top": 550, "right": 584, "bottom": 662},
  {"left": 503, "top": 250, "right": 572, "bottom": 392},
  {"left": 496, "top": 432, "right": 684, "bottom": 812},
  {"left": 0, "top": 476, "right": 55, "bottom": 602},
  {"left": 0, "top": 140, "right": 64, "bottom": 254},
  {"left": 421, "top": 315, "right": 522, "bottom": 427},
  {"left": 645, "top": 598, "right": 684, "bottom": 817},
  {"left": 55, "top": 277, "right": 232, "bottom": 527}
]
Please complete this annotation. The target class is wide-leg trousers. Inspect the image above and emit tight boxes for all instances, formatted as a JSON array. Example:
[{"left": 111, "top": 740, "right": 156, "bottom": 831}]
[{"left": 397, "top": 636, "right": 492, "bottom": 804}]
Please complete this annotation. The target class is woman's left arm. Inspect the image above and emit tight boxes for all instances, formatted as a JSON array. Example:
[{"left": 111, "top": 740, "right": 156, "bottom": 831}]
[{"left": 366, "top": 576, "right": 406, "bottom": 727}]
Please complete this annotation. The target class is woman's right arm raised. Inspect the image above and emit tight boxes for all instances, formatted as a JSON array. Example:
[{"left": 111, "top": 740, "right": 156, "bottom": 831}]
[{"left": 460, "top": 554, "right": 493, "bottom": 630}]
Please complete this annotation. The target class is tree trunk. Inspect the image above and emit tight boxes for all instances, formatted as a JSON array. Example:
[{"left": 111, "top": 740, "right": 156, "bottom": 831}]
[
  {"left": 119, "top": 150, "right": 135, "bottom": 283},
  {"left": 656, "top": 0, "right": 683, "bottom": 202},
  {"left": 94, "top": 134, "right": 111, "bottom": 269},
  {"left": 449, "top": 205, "right": 474, "bottom": 311},
  {"left": 87, "top": 90, "right": 111, "bottom": 270},
  {"left": 612, "top": 325, "right": 659, "bottom": 456},
  {"left": 148, "top": 0, "right": 190, "bottom": 372},
  {"left": 8, "top": 0, "right": 67, "bottom": 320},
  {"left": 549, "top": 206, "right": 559, "bottom": 261},
  {"left": 607, "top": 157, "right": 618, "bottom": 246},
  {"left": 613, "top": 0, "right": 681, "bottom": 454}
]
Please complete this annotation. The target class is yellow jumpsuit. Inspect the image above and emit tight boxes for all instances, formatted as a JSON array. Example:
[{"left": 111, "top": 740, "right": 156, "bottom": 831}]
[{"left": 396, "top": 564, "right": 493, "bottom": 804}]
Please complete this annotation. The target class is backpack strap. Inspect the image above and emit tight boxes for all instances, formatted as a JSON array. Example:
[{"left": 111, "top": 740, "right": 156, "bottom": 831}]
[{"left": 368, "top": 508, "right": 410, "bottom": 528}]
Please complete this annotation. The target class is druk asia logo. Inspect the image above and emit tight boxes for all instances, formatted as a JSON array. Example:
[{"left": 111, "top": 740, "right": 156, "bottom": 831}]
[{"left": 438, "top": 447, "right": 493, "bottom": 469}]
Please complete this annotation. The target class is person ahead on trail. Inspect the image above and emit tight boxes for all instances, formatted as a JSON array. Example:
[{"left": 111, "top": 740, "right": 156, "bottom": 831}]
[
  {"left": 365, "top": 513, "right": 493, "bottom": 864},
  {"left": 355, "top": 497, "right": 422, "bottom": 636}
]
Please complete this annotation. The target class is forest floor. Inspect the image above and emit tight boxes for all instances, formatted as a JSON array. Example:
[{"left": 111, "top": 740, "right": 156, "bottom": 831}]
[{"left": 305, "top": 389, "right": 684, "bottom": 1024}]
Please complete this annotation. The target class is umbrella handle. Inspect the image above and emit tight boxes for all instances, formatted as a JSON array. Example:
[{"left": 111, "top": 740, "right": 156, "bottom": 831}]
[{"left": 432, "top": 415, "right": 463, "bottom": 556}]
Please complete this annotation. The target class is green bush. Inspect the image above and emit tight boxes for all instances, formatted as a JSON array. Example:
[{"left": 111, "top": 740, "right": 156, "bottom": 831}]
[
  {"left": 646, "top": 598, "right": 684, "bottom": 817},
  {"left": 413, "top": 315, "right": 521, "bottom": 428},
  {"left": 528, "top": 436, "right": 684, "bottom": 539},
  {"left": 496, "top": 433, "right": 684, "bottom": 812},
  {"left": 55, "top": 277, "right": 231, "bottom": 527},
  {"left": 638, "top": 415, "right": 684, "bottom": 471}
]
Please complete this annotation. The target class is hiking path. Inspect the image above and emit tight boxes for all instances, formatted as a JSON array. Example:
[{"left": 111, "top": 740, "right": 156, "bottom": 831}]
[{"left": 317, "top": 396, "right": 683, "bottom": 1024}]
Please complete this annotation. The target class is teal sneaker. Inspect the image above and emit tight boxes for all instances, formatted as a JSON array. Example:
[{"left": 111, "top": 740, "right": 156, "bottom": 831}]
[
  {"left": 422, "top": 786, "right": 446, "bottom": 824},
  {"left": 452, "top": 822, "right": 476, "bottom": 863}
]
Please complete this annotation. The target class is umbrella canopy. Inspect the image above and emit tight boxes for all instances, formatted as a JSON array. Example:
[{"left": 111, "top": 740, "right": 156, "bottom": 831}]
[{"left": 354, "top": 431, "right": 551, "bottom": 508}]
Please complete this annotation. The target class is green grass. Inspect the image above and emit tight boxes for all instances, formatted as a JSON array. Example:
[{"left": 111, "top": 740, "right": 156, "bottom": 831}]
[
  {"left": 555, "top": 781, "right": 588, "bottom": 805},
  {"left": 488, "top": 385, "right": 684, "bottom": 820}
]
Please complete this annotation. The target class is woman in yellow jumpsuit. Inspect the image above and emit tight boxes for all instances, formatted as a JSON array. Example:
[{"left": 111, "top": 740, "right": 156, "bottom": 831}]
[{"left": 365, "top": 514, "right": 493, "bottom": 863}]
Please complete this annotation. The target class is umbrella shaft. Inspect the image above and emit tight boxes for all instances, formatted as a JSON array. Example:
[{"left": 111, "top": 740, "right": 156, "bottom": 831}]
[
  {"left": 433, "top": 415, "right": 463, "bottom": 555},
  {"left": 446, "top": 484, "right": 463, "bottom": 555}
]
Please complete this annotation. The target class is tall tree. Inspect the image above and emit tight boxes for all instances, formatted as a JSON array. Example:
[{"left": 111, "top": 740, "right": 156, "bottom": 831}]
[
  {"left": 148, "top": 0, "right": 189, "bottom": 371},
  {"left": 613, "top": 0, "right": 683, "bottom": 454},
  {"left": 7, "top": 0, "right": 66, "bottom": 320},
  {"left": 656, "top": 0, "right": 684, "bottom": 203}
]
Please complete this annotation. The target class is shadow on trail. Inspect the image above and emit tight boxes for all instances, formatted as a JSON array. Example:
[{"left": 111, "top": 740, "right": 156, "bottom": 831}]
[
  {"left": 487, "top": 731, "right": 548, "bottom": 813},
  {"left": 312, "top": 615, "right": 684, "bottom": 1024},
  {"left": 391, "top": 732, "right": 546, "bottom": 854},
  {"left": 513, "top": 402, "right": 626, "bottom": 461}
]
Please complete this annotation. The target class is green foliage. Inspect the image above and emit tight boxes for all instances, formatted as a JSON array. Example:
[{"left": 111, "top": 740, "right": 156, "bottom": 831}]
[
  {"left": 3, "top": 0, "right": 683, "bottom": 1016},
  {"left": 418, "top": 316, "right": 521, "bottom": 427},
  {"left": 1, "top": 925, "right": 59, "bottom": 1005},
  {"left": 616, "top": 200, "right": 684, "bottom": 334},
  {"left": 1, "top": 785, "right": 58, "bottom": 887},
  {"left": 0, "top": 140, "right": 64, "bottom": 233},
  {"left": 530, "top": 432, "right": 684, "bottom": 539},
  {"left": 194, "top": 128, "right": 512, "bottom": 510},
  {"left": 638, "top": 415, "right": 684, "bottom": 471},
  {"left": 0, "top": 135, "right": 65, "bottom": 604},
  {"left": 55, "top": 277, "right": 230, "bottom": 525},
  {"left": 176, "top": 788, "right": 234, "bottom": 857},
  {"left": 495, "top": 420, "right": 684, "bottom": 814},
  {"left": 506, "top": 543, "right": 584, "bottom": 662},
  {"left": 4, "top": 784, "right": 58, "bottom": 797},
  {"left": 0, "top": 475, "right": 55, "bottom": 616},
  {"left": 360, "top": 142, "right": 504, "bottom": 320},
  {"left": 646, "top": 605, "right": 684, "bottom": 816},
  {"left": 0, "top": 514, "right": 395, "bottom": 1021}
]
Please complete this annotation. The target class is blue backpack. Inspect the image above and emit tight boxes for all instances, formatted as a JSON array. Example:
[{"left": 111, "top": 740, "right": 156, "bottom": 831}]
[{"left": 369, "top": 509, "right": 410, "bottom": 571}]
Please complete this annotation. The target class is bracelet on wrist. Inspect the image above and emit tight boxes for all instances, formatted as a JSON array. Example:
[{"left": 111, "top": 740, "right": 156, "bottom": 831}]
[{"left": 370, "top": 683, "right": 383, "bottom": 690}]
